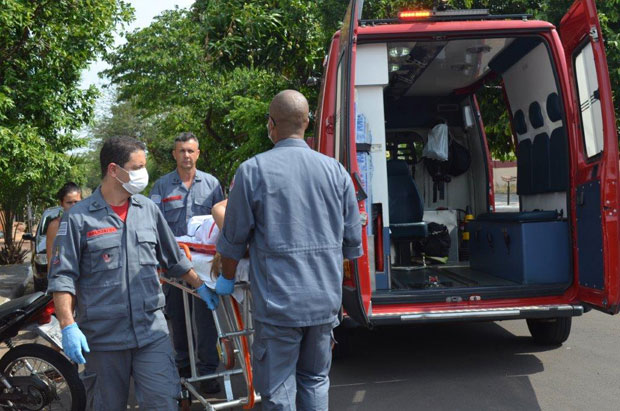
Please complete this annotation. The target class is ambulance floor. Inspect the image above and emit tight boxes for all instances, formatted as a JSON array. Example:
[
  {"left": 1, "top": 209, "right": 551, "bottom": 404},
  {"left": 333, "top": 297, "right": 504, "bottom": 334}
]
[{"left": 390, "top": 264, "right": 518, "bottom": 290}]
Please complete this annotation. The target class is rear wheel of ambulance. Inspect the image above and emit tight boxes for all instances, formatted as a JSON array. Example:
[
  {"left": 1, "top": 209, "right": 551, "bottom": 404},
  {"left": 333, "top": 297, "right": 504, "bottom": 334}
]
[{"left": 526, "top": 317, "right": 572, "bottom": 345}]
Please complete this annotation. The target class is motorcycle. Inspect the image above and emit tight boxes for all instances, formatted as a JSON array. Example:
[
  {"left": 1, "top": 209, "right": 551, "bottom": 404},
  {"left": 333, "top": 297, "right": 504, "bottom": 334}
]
[{"left": 0, "top": 291, "right": 85, "bottom": 410}]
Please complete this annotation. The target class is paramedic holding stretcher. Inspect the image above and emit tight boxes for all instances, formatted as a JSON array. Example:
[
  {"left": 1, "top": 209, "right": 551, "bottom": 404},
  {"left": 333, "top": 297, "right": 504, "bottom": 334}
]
[
  {"left": 48, "top": 136, "right": 215, "bottom": 410},
  {"left": 150, "top": 131, "right": 224, "bottom": 394},
  {"left": 216, "top": 90, "right": 363, "bottom": 410}
]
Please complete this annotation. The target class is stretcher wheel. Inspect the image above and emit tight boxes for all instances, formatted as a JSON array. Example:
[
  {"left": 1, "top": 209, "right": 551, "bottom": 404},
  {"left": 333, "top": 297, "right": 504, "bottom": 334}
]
[{"left": 218, "top": 337, "right": 235, "bottom": 370}]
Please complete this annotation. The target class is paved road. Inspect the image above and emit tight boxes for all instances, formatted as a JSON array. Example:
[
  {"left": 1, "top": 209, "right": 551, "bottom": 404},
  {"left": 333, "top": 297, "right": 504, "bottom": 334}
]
[
  {"left": 329, "top": 311, "right": 620, "bottom": 411},
  {"left": 164, "top": 310, "right": 620, "bottom": 410}
]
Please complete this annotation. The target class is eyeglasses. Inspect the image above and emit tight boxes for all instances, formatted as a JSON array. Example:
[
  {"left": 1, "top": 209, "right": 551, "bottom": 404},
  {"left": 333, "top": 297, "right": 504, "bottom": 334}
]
[{"left": 264, "top": 113, "right": 276, "bottom": 127}]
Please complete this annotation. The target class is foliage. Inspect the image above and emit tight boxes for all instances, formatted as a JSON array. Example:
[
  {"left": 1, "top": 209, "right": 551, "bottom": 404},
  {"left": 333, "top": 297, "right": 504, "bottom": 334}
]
[
  {"left": 0, "top": 0, "right": 132, "bottom": 255},
  {"left": 104, "top": 2, "right": 325, "bottom": 185},
  {"left": 0, "top": 238, "right": 28, "bottom": 265},
  {"left": 100, "top": 0, "right": 620, "bottom": 178}
]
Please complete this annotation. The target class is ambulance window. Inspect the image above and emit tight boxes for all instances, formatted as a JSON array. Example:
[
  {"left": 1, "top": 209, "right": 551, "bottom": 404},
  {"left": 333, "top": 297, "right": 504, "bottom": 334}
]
[{"left": 574, "top": 42, "right": 604, "bottom": 158}]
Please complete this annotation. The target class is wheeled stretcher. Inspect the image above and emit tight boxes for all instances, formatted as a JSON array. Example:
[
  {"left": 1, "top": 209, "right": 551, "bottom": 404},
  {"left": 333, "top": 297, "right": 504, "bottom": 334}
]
[{"left": 160, "top": 242, "right": 260, "bottom": 410}]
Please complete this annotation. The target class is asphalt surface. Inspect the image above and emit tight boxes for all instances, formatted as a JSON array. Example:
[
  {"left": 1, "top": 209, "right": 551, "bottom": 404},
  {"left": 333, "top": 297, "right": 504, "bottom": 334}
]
[
  {"left": 328, "top": 311, "right": 620, "bottom": 411},
  {"left": 159, "top": 310, "right": 620, "bottom": 411}
]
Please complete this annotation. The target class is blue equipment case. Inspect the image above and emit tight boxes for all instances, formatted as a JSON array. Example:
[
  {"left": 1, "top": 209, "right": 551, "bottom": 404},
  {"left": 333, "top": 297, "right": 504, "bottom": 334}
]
[{"left": 468, "top": 212, "right": 571, "bottom": 284}]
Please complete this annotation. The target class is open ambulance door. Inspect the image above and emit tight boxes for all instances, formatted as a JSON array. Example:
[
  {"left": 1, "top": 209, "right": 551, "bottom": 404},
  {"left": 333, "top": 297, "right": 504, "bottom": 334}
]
[
  {"left": 560, "top": 0, "right": 620, "bottom": 314},
  {"left": 338, "top": 0, "right": 372, "bottom": 327}
]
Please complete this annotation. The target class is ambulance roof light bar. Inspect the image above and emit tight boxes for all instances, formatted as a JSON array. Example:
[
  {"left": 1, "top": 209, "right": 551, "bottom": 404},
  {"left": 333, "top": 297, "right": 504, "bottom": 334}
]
[
  {"left": 360, "top": 9, "right": 531, "bottom": 27},
  {"left": 398, "top": 9, "right": 490, "bottom": 21}
]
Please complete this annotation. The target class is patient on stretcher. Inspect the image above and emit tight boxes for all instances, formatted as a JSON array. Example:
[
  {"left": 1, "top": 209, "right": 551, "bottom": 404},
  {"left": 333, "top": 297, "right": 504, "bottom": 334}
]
[{"left": 174, "top": 205, "right": 249, "bottom": 300}]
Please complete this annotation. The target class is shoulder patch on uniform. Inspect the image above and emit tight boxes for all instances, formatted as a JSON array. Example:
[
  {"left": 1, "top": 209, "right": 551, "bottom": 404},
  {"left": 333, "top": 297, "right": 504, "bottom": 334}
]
[
  {"left": 56, "top": 222, "right": 67, "bottom": 236},
  {"left": 151, "top": 194, "right": 161, "bottom": 204}
]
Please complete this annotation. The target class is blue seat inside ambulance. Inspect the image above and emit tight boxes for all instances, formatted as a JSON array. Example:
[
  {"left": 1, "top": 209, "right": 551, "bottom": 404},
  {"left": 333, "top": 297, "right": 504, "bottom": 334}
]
[
  {"left": 517, "top": 138, "right": 533, "bottom": 195},
  {"left": 546, "top": 93, "right": 569, "bottom": 191},
  {"left": 532, "top": 132, "right": 551, "bottom": 193},
  {"left": 387, "top": 159, "right": 428, "bottom": 239},
  {"left": 550, "top": 127, "right": 569, "bottom": 191}
]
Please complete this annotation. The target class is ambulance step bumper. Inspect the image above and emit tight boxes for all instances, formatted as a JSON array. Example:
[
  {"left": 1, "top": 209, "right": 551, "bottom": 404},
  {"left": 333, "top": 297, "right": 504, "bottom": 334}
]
[{"left": 369, "top": 304, "right": 584, "bottom": 325}]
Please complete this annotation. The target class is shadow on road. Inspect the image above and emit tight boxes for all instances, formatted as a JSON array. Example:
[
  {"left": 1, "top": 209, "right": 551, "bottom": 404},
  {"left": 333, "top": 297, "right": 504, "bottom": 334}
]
[{"left": 330, "top": 321, "right": 548, "bottom": 410}]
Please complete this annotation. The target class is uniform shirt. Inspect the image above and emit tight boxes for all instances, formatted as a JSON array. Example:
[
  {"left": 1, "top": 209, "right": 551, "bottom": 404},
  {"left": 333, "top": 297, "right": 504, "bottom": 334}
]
[
  {"left": 150, "top": 169, "right": 224, "bottom": 236},
  {"left": 217, "top": 138, "right": 363, "bottom": 327},
  {"left": 47, "top": 187, "right": 193, "bottom": 351}
]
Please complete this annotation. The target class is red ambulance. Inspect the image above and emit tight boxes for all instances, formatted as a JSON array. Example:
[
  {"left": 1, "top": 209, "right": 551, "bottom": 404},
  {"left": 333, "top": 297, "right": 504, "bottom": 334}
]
[{"left": 313, "top": 0, "right": 619, "bottom": 346}]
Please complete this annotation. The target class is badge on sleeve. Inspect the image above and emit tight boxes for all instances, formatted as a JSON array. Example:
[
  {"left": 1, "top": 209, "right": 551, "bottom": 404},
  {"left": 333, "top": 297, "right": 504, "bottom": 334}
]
[
  {"left": 51, "top": 246, "right": 60, "bottom": 265},
  {"left": 56, "top": 222, "right": 67, "bottom": 236},
  {"left": 151, "top": 194, "right": 161, "bottom": 204}
]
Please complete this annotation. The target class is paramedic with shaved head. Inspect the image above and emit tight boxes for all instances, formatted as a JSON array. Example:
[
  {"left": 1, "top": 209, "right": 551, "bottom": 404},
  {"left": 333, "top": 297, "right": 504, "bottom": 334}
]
[{"left": 215, "top": 90, "right": 363, "bottom": 410}]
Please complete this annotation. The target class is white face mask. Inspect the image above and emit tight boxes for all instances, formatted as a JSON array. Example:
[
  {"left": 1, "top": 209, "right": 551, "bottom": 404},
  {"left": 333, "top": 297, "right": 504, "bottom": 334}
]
[{"left": 116, "top": 166, "right": 149, "bottom": 195}]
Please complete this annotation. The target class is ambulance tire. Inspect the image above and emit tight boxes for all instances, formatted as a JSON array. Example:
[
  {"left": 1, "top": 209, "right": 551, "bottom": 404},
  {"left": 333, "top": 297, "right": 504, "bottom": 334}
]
[{"left": 526, "top": 317, "right": 571, "bottom": 345}]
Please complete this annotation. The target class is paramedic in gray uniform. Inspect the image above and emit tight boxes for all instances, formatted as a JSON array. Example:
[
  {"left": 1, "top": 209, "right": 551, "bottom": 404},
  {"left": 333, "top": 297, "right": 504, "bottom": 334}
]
[
  {"left": 150, "top": 131, "right": 224, "bottom": 393},
  {"left": 216, "top": 90, "right": 363, "bottom": 410},
  {"left": 48, "top": 136, "right": 215, "bottom": 410}
]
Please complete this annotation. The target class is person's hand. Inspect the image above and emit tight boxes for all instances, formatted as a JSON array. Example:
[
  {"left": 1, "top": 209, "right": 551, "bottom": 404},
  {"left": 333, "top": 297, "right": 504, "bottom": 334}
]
[
  {"left": 61, "top": 322, "right": 90, "bottom": 364},
  {"left": 215, "top": 275, "right": 235, "bottom": 296},
  {"left": 196, "top": 283, "right": 219, "bottom": 310}
]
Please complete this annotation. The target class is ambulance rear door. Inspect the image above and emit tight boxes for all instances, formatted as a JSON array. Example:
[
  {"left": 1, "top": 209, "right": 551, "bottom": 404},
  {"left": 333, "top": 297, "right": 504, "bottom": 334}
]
[
  {"left": 560, "top": 0, "right": 620, "bottom": 313},
  {"left": 337, "top": 0, "right": 372, "bottom": 327}
]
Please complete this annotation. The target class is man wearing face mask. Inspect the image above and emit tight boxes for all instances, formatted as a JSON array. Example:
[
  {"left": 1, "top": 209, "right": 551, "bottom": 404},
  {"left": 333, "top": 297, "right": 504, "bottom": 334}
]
[
  {"left": 150, "top": 132, "right": 224, "bottom": 393},
  {"left": 48, "top": 136, "right": 217, "bottom": 410}
]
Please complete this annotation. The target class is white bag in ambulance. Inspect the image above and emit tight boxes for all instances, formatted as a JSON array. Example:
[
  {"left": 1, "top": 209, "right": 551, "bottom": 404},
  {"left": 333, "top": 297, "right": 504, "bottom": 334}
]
[{"left": 422, "top": 123, "right": 449, "bottom": 161}]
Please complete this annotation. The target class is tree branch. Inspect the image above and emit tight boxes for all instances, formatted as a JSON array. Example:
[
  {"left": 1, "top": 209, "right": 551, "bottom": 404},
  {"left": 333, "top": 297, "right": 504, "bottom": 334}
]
[{"left": 203, "top": 107, "right": 222, "bottom": 143}]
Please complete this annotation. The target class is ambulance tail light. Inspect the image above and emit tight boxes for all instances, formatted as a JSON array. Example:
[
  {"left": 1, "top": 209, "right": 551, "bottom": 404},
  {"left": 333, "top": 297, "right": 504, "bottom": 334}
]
[{"left": 398, "top": 10, "right": 432, "bottom": 20}]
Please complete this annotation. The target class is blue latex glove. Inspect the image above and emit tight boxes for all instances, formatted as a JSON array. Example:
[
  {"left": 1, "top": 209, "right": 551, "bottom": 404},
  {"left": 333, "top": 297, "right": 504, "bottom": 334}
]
[
  {"left": 62, "top": 322, "right": 90, "bottom": 364},
  {"left": 215, "top": 274, "right": 235, "bottom": 296},
  {"left": 196, "top": 283, "right": 219, "bottom": 310}
]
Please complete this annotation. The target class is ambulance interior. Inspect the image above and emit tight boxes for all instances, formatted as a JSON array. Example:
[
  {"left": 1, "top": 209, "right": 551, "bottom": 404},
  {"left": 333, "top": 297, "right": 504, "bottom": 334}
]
[{"left": 354, "top": 36, "right": 576, "bottom": 299}]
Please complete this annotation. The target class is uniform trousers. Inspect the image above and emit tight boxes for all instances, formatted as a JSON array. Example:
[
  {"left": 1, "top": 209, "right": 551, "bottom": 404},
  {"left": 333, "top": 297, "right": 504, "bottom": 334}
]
[
  {"left": 252, "top": 320, "right": 335, "bottom": 411},
  {"left": 165, "top": 284, "right": 219, "bottom": 374},
  {"left": 80, "top": 335, "right": 180, "bottom": 411}
]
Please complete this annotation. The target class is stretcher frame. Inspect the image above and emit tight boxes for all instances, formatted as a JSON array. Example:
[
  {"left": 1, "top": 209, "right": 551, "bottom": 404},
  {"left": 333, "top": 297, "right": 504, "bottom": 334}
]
[{"left": 160, "top": 243, "right": 260, "bottom": 410}]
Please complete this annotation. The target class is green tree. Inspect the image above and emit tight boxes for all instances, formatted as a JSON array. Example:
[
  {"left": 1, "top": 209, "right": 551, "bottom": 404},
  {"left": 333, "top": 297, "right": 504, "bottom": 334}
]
[
  {"left": 105, "top": 2, "right": 326, "bottom": 185},
  {"left": 102, "top": 0, "right": 620, "bottom": 177},
  {"left": 0, "top": 0, "right": 132, "bottom": 262}
]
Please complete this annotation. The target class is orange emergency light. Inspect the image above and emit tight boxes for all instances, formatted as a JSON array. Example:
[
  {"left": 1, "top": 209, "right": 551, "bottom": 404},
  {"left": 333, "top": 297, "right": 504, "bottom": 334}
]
[{"left": 398, "top": 10, "right": 432, "bottom": 20}]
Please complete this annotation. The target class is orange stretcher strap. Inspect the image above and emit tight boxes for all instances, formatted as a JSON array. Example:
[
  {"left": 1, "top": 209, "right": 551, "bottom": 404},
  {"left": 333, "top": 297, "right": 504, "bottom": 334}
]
[
  {"left": 231, "top": 298, "right": 255, "bottom": 408},
  {"left": 178, "top": 242, "right": 216, "bottom": 255}
]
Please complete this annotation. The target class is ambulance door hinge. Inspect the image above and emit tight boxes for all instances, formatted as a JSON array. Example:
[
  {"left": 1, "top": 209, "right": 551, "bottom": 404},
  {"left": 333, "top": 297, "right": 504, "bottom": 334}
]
[{"left": 589, "top": 26, "right": 599, "bottom": 42}]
